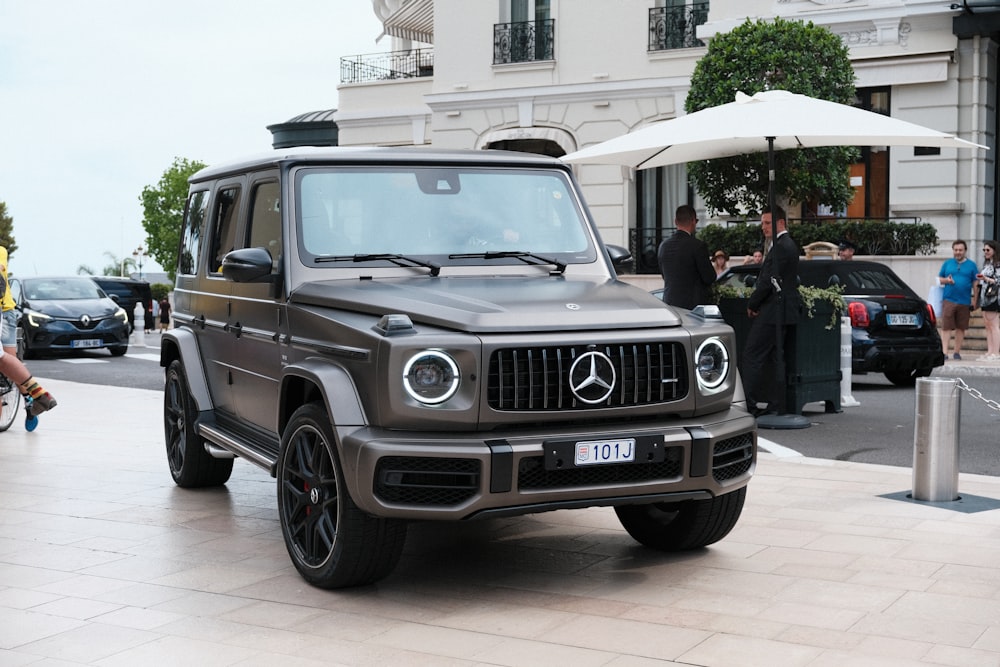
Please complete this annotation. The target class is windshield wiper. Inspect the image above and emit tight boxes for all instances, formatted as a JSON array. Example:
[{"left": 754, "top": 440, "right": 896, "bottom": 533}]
[
  {"left": 314, "top": 253, "right": 440, "bottom": 277},
  {"left": 448, "top": 251, "right": 566, "bottom": 275}
]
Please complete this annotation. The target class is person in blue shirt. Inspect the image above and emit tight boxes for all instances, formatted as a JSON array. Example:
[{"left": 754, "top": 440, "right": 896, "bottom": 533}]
[{"left": 938, "top": 239, "right": 979, "bottom": 360}]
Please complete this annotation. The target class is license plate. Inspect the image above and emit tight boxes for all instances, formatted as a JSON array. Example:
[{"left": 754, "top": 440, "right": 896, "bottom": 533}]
[
  {"left": 575, "top": 438, "right": 636, "bottom": 466},
  {"left": 71, "top": 339, "right": 103, "bottom": 349},
  {"left": 887, "top": 313, "right": 918, "bottom": 326}
]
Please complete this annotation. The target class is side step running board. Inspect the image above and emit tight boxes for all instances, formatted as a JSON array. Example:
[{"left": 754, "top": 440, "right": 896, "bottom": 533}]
[{"left": 198, "top": 422, "right": 277, "bottom": 475}]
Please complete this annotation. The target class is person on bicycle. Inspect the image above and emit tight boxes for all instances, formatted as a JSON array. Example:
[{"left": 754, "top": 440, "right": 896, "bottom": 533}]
[{"left": 0, "top": 246, "right": 56, "bottom": 421}]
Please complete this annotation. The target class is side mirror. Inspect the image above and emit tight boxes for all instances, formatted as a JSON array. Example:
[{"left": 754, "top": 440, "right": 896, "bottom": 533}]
[
  {"left": 605, "top": 244, "right": 634, "bottom": 273},
  {"left": 221, "top": 247, "right": 275, "bottom": 283}
]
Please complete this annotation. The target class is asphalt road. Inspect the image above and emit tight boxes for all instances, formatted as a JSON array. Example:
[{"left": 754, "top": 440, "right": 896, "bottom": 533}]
[
  {"left": 23, "top": 338, "right": 1000, "bottom": 476},
  {"left": 763, "top": 371, "right": 1000, "bottom": 477}
]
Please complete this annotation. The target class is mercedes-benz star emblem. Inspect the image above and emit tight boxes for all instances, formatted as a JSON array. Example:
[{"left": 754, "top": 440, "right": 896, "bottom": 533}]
[
  {"left": 310, "top": 487, "right": 321, "bottom": 504},
  {"left": 568, "top": 351, "right": 616, "bottom": 404}
]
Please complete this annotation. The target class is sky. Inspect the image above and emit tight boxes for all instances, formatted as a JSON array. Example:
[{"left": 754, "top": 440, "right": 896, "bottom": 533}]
[{"left": 0, "top": 0, "right": 385, "bottom": 278}]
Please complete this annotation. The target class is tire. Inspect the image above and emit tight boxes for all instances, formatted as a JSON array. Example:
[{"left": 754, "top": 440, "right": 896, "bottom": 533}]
[
  {"left": 109, "top": 345, "right": 128, "bottom": 357},
  {"left": 615, "top": 486, "right": 747, "bottom": 551},
  {"left": 0, "top": 378, "right": 20, "bottom": 432},
  {"left": 163, "top": 359, "right": 233, "bottom": 487},
  {"left": 277, "top": 402, "right": 406, "bottom": 589},
  {"left": 884, "top": 367, "right": 932, "bottom": 387}
]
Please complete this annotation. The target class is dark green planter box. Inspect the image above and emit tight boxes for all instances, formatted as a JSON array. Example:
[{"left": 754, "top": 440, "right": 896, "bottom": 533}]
[{"left": 719, "top": 298, "right": 842, "bottom": 415}]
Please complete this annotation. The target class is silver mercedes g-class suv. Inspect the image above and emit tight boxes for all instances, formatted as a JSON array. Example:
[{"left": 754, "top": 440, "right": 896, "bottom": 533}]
[{"left": 160, "top": 147, "right": 756, "bottom": 588}]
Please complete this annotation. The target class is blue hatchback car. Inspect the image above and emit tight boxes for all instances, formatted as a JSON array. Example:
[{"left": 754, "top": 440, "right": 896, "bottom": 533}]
[{"left": 12, "top": 276, "right": 130, "bottom": 358}]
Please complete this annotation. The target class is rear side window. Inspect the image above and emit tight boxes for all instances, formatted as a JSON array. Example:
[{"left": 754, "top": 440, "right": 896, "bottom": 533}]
[{"left": 179, "top": 190, "right": 209, "bottom": 275}]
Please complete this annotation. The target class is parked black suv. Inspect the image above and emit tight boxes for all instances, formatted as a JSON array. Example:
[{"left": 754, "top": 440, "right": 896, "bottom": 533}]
[
  {"left": 160, "top": 147, "right": 756, "bottom": 588},
  {"left": 90, "top": 276, "right": 153, "bottom": 333}
]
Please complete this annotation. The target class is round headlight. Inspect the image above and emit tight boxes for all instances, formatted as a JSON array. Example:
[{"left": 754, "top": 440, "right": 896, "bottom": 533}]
[
  {"left": 695, "top": 337, "right": 729, "bottom": 390},
  {"left": 402, "top": 350, "right": 460, "bottom": 405}
]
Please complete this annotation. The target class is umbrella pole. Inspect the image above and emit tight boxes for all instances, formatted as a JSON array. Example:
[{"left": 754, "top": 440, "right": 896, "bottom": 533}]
[{"left": 767, "top": 136, "right": 776, "bottom": 238}]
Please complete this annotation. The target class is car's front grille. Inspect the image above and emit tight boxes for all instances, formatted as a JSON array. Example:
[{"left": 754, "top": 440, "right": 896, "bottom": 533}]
[
  {"left": 374, "top": 456, "right": 481, "bottom": 506},
  {"left": 713, "top": 434, "right": 754, "bottom": 482},
  {"left": 487, "top": 342, "right": 688, "bottom": 411},
  {"left": 518, "top": 446, "right": 684, "bottom": 490},
  {"left": 57, "top": 316, "right": 104, "bottom": 331}
]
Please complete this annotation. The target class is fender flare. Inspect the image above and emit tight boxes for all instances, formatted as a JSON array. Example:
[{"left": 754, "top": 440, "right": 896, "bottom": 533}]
[
  {"left": 159, "top": 328, "right": 214, "bottom": 413},
  {"left": 279, "top": 358, "right": 368, "bottom": 432}
]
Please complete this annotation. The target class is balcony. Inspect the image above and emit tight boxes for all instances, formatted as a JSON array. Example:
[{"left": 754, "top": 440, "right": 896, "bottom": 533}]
[
  {"left": 648, "top": 3, "right": 708, "bottom": 51},
  {"left": 340, "top": 49, "right": 434, "bottom": 84},
  {"left": 494, "top": 19, "right": 555, "bottom": 64}
]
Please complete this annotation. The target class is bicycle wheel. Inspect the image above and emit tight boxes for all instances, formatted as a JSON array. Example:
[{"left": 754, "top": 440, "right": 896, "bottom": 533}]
[{"left": 0, "top": 379, "right": 20, "bottom": 432}]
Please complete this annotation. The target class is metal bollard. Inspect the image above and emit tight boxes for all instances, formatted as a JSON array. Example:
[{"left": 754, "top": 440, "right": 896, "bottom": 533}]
[
  {"left": 131, "top": 302, "right": 146, "bottom": 348},
  {"left": 840, "top": 316, "right": 860, "bottom": 407},
  {"left": 912, "top": 377, "right": 960, "bottom": 502}
]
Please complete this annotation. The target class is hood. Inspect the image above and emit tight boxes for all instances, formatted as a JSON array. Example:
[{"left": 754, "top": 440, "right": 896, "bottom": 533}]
[
  {"left": 26, "top": 298, "right": 120, "bottom": 319},
  {"left": 290, "top": 276, "right": 681, "bottom": 333}
]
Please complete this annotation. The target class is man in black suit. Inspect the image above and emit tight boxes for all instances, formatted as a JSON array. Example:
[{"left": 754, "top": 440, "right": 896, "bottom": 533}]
[
  {"left": 742, "top": 206, "right": 802, "bottom": 416},
  {"left": 657, "top": 205, "right": 716, "bottom": 310}
]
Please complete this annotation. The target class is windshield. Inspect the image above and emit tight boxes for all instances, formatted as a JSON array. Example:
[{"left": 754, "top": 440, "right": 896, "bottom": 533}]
[
  {"left": 23, "top": 278, "right": 106, "bottom": 300},
  {"left": 295, "top": 166, "right": 596, "bottom": 266}
]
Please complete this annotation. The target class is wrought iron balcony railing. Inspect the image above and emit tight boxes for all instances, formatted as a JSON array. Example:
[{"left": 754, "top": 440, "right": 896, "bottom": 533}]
[
  {"left": 340, "top": 48, "right": 434, "bottom": 84},
  {"left": 648, "top": 3, "right": 709, "bottom": 51},
  {"left": 494, "top": 19, "right": 555, "bottom": 64}
]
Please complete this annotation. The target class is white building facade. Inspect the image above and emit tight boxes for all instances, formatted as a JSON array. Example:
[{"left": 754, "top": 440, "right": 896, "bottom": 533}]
[{"left": 337, "top": 0, "right": 997, "bottom": 286}]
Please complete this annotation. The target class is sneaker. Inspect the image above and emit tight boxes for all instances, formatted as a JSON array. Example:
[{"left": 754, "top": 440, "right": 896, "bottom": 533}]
[
  {"left": 953, "top": 353, "right": 962, "bottom": 360},
  {"left": 23, "top": 396, "right": 38, "bottom": 432},
  {"left": 28, "top": 392, "right": 56, "bottom": 417}
]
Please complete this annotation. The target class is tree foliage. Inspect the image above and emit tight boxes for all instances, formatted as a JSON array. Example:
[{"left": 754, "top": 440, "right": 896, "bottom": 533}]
[
  {"left": 0, "top": 201, "right": 18, "bottom": 257},
  {"left": 686, "top": 18, "right": 858, "bottom": 216},
  {"left": 140, "top": 157, "right": 206, "bottom": 280}
]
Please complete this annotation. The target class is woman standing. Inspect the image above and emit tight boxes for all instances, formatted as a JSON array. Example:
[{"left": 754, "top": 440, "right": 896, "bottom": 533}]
[
  {"left": 711, "top": 249, "right": 729, "bottom": 277},
  {"left": 978, "top": 240, "right": 1000, "bottom": 360}
]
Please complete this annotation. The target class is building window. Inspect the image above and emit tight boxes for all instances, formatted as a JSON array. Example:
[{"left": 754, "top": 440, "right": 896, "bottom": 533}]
[
  {"left": 846, "top": 88, "right": 890, "bottom": 220},
  {"left": 634, "top": 165, "right": 692, "bottom": 274},
  {"left": 495, "top": 0, "right": 554, "bottom": 64},
  {"left": 649, "top": 1, "right": 709, "bottom": 51}
]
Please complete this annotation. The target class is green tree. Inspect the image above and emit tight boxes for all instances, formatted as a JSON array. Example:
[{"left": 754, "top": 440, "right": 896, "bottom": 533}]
[
  {"left": 140, "top": 157, "right": 206, "bottom": 280},
  {"left": 685, "top": 18, "right": 857, "bottom": 216},
  {"left": 0, "top": 201, "right": 18, "bottom": 256}
]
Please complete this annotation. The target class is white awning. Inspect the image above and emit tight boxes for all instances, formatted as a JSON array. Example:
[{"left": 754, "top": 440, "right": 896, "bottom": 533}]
[{"left": 381, "top": 0, "right": 434, "bottom": 44}]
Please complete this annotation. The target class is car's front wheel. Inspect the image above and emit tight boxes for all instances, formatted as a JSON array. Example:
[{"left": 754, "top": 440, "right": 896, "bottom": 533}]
[
  {"left": 615, "top": 487, "right": 746, "bottom": 551},
  {"left": 277, "top": 402, "right": 406, "bottom": 589},
  {"left": 163, "top": 359, "right": 233, "bottom": 487}
]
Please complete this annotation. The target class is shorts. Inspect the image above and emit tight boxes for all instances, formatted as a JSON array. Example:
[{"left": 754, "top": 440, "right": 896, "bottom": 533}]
[
  {"left": 0, "top": 310, "right": 15, "bottom": 356},
  {"left": 940, "top": 299, "right": 971, "bottom": 330}
]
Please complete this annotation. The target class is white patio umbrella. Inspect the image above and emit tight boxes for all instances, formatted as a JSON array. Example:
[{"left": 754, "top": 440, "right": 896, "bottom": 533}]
[
  {"left": 563, "top": 89, "right": 985, "bottom": 170},
  {"left": 562, "top": 89, "right": 987, "bottom": 218}
]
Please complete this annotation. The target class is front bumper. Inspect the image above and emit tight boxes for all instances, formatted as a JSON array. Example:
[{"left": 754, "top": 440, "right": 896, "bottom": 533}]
[
  {"left": 23, "top": 320, "right": 129, "bottom": 352},
  {"left": 338, "top": 408, "right": 757, "bottom": 520}
]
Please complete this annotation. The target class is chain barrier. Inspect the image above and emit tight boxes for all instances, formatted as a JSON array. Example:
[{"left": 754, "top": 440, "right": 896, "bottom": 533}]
[{"left": 954, "top": 377, "right": 1000, "bottom": 413}]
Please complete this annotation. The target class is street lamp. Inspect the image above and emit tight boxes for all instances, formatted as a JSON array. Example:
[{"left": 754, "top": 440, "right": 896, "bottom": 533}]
[{"left": 132, "top": 245, "right": 145, "bottom": 280}]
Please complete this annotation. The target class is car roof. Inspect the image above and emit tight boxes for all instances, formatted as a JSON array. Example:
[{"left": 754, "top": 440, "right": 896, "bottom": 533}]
[
  {"left": 724, "top": 260, "right": 917, "bottom": 297},
  {"left": 190, "top": 146, "right": 568, "bottom": 183}
]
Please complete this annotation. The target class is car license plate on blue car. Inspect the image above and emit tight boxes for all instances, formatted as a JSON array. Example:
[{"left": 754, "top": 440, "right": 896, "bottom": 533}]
[
  {"left": 887, "top": 313, "right": 917, "bottom": 326},
  {"left": 71, "top": 339, "right": 103, "bottom": 349}
]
